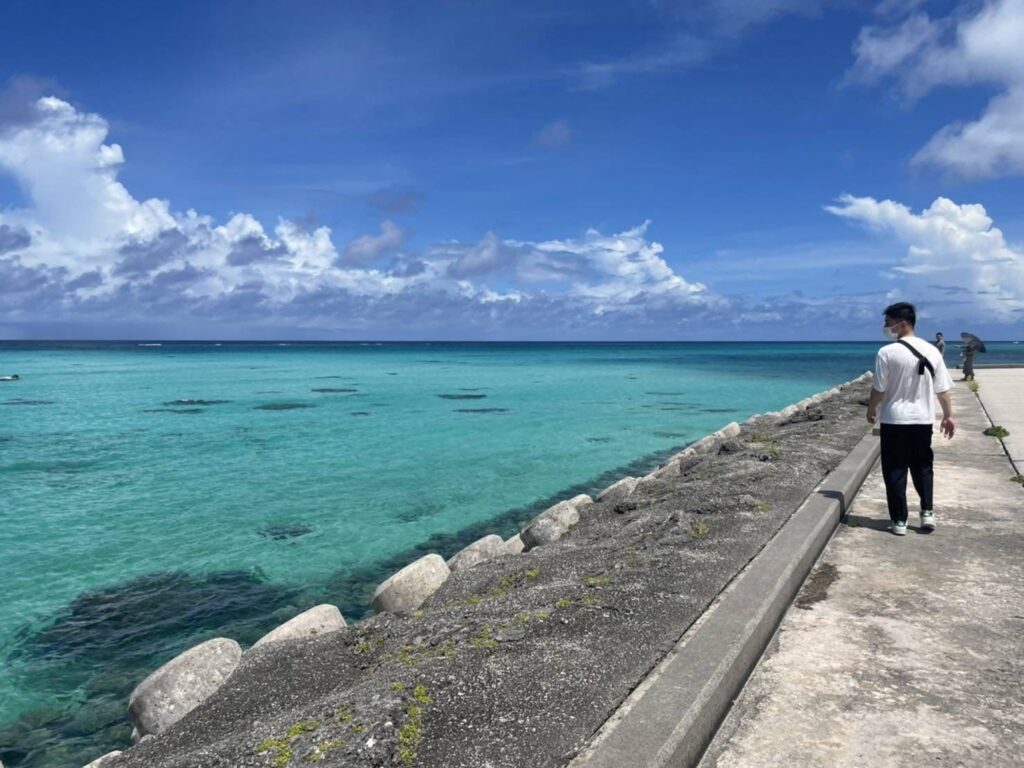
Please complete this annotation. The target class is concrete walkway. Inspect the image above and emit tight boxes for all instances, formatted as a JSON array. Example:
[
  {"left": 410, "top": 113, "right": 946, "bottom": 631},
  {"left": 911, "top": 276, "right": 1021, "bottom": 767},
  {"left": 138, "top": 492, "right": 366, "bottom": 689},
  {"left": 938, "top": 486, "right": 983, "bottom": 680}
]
[
  {"left": 700, "top": 378, "right": 1024, "bottom": 768},
  {"left": 972, "top": 368, "right": 1024, "bottom": 472}
]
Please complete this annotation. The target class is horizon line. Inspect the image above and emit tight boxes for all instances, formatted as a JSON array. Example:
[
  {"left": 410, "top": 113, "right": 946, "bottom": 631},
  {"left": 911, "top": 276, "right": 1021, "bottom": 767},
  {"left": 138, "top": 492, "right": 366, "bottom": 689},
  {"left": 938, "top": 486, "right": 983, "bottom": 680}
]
[{"left": 2, "top": 338, "right": 1014, "bottom": 345}]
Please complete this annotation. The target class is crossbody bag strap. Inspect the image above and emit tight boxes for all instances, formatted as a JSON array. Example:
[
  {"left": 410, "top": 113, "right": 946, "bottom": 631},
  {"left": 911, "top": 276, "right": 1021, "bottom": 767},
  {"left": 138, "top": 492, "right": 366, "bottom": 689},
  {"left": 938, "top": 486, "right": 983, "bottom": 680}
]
[{"left": 897, "top": 339, "right": 935, "bottom": 377}]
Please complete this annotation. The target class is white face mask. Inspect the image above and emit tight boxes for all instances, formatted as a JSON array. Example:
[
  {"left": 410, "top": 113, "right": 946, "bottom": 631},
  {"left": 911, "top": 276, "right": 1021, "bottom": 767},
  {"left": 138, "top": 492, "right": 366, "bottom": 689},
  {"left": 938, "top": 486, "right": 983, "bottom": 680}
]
[{"left": 883, "top": 325, "right": 900, "bottom": 341}]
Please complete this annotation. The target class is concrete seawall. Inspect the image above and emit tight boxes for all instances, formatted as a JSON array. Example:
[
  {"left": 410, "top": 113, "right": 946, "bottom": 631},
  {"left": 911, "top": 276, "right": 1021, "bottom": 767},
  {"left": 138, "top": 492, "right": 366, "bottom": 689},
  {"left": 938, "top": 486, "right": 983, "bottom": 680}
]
[
  {"left": 86, "top": 373, "right": 880, "bottom": 768},
  {"left": 699, "top": 374, "right": 1024, "bottom": 767},
  {"left": 571, "top": 431, "right": 879, "bottom": 768}
]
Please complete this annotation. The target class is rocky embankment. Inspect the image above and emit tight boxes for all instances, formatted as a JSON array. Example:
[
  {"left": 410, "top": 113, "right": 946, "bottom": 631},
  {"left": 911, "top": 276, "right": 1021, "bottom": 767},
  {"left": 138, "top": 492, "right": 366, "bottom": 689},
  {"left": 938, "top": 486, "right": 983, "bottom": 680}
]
[{"left": 89, "top": 375, "right": 873, "bottom": 768}]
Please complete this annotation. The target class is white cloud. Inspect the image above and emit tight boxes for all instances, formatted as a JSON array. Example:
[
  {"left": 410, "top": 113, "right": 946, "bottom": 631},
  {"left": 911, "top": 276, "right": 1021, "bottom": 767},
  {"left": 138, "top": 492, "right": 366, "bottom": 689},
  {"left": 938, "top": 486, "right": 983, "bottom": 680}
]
[
  {"left": 826, "top": 194, "right": 1024, "bottom": 318},
  {"left": 847, "top": 0, "right": 1024, "bottom": 177},
  {"left": 0, "top": 96, "right": 714, "bottom": 336},
  {"left": 532, "top": 119, "right": 572, "bottom": 150},
  {"left": 442, "top": 232, "right": 514, "bottom": 279},
  {"left": 571, "top": 0, "right": 827, "bottom": 89},
  {"left": 523, "top": 221, "right": 708, "bottom": 309},
  {"left": 341, "top": 219, "right": 404, "bottom": 265},
  {"left": 913, "top": 87, "right": 1024, "bottom": 176}
]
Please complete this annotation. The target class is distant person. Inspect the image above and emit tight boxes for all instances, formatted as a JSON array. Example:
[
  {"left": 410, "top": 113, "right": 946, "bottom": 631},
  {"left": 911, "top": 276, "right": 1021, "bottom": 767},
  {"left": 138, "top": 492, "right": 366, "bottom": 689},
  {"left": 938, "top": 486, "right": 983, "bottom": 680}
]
[
  {"left": 934, "top": 332, "right": 946, "bottom": 357},
  {"left": 961, "top": 344, "right": 976, "bottom": 381},
  {"left": 866, "top": 302, "right": 955, "bottom": 536}
]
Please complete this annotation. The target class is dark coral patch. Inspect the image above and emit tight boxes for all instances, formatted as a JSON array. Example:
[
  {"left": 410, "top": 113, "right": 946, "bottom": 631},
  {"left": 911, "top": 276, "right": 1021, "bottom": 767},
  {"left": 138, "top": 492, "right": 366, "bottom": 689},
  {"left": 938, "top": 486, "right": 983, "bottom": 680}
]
[
  {"left": 5, "top": 570, "right": 301, "bottom": 768},
  {"left": 259, "top": 523, "right": 314, "bottom": 540},
  {"left": 163, "top": 399, "right": 230, "bottom": 406},
  {"left": 437, "top": 393, "right": 487, "bottom": 400},
  {"left": 254, "top": 402, "right": 315, "bottom": 411}
]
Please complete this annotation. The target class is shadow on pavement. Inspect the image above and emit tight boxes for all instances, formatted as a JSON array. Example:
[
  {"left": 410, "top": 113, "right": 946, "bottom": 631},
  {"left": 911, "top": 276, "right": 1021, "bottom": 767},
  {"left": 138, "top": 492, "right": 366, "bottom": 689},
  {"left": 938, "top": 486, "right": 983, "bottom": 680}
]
[{"left": 842, "top": 514, "right": 892, "bottom": 532}]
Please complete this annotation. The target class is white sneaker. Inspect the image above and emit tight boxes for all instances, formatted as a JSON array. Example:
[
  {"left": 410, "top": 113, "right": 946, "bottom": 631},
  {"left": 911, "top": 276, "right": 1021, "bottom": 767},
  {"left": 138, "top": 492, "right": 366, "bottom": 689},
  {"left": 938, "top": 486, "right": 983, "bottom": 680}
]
[
  {"left": 920, "top": 510, "right": 936, "bottom": 532},
  {"left": 892, "top": 521, "right": 908, "bottom": 536}
]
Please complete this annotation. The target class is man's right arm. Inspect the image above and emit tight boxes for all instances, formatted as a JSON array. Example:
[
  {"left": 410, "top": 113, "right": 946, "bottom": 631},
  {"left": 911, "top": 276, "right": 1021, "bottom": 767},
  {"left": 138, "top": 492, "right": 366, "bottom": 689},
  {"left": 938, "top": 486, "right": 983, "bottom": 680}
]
[
  {"left": 937, "top": 391, "right": 955, "bottom": 438},
  {"left": 867, "top": 351, "right": 886, "bottom": 424},
  {"left": 866, "top": 387, "right": 884, "bottom": 424},
  {"left": 934, "top": 354, "right": 955, "bottom": 438}
]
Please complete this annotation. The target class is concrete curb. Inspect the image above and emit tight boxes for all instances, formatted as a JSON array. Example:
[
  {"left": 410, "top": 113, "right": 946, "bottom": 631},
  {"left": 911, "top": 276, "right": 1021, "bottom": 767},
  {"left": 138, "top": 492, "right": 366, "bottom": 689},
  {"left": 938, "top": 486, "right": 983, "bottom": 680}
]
[{"left": 571, "top": 430, "right": 881, "bottom": 768}]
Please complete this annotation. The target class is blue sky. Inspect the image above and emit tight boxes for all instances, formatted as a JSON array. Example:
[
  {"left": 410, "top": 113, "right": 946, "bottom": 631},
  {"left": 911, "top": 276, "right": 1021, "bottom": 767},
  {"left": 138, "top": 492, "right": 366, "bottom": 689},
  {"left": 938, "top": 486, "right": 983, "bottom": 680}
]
[{"left": 1, "top": 0, "right": 1023, "bottom": 339}]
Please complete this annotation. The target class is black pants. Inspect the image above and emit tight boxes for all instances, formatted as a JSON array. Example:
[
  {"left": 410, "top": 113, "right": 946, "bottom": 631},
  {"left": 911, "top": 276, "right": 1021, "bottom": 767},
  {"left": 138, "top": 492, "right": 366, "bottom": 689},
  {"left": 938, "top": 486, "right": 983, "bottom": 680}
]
[{"left": 880, "top": 424, "right": 934, "bottom": 524}]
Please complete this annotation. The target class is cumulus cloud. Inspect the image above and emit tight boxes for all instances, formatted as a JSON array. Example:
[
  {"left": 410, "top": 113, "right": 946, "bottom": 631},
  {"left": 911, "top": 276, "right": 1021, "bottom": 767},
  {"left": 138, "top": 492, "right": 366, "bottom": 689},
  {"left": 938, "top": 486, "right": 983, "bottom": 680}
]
[
  {"left": 341, "top": 219, "right": 405, "bottom": 265},
  {"left": 442, "top": 232, "right": 516, "bottom": 279},
  {"left": 0, "top": 95, "right": 715, "bottom": 337},
  {"left": 847, "top": 0, "right": 1024, "bottom": 178},
  {"left": 826, "top": 194, "right": 1024, "bottom": 319},
  {"left": 0, "top": 224, "right": 31, "bottom": 254}
]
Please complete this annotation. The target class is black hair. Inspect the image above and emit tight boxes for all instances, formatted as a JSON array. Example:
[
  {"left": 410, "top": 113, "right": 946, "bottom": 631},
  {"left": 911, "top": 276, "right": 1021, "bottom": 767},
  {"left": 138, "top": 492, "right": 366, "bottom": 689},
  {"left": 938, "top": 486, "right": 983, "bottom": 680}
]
[
  {"left": 883, "top": 301, "right": 916, "bottom": 328},
  {"left": 936, "top": 332, "right": 943, "bottom": 338}
]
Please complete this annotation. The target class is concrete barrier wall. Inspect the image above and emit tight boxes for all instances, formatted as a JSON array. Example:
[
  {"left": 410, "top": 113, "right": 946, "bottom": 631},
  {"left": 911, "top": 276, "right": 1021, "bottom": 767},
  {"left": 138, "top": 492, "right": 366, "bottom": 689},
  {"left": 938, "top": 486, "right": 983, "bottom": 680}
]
[{"left": 85, "top": 371, "right": 873, "bottom": 767}]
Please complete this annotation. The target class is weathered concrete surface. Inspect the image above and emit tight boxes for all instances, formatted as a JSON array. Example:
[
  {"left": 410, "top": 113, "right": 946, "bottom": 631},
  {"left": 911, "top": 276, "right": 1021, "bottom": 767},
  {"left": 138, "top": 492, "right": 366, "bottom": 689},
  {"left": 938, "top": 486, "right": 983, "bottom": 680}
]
[
  {"left": 128, "top": 638, "right": 241, "bottom": 737},
  {"left": 973, "top": 367, "right": 1024, "bottom": 471},
  {"left": 371, "top": 553, "right": 450, "bottom": 615},
  {"left": 520, "top": 497, "right": 587, "bottom": 550},
  {"left": 570, "top": 433, "right": 879, "bottom": 768},
  {"left": 447, "top": 534, "right": 507, "bottom": 572},
  {"left": 82, "top": 751, "right": 123, "bottom": 768},
  {"left": 251, "top": 604, "right": 346, "bottom": 648},
  {"left": 595, "top": 477, "right": 638, "bottom": 505},
  {"left": 700, "top": 379, "right": 1024, "bottom": 768}
]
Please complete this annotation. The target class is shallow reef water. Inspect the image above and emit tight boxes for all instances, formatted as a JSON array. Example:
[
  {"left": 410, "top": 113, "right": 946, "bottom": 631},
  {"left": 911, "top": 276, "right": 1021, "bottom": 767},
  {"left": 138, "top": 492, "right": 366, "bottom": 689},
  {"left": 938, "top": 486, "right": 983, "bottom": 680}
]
[
  {"left": 8, "top": 339, "right": 1002, "bottom": 767},
  {"left": 2, "top": 570, "right": 303, "bottom": 768}
]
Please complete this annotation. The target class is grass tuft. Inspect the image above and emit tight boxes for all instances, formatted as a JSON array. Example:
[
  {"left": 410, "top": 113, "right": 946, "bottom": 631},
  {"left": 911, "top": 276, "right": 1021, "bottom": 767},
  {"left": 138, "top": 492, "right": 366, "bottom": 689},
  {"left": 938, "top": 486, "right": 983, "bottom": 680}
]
[
  {"left": 984, "top": 425, "right": 1010, "bottom": 439},
  {"left": 471, "top": 626, "right": 497, "bottom": 649}
]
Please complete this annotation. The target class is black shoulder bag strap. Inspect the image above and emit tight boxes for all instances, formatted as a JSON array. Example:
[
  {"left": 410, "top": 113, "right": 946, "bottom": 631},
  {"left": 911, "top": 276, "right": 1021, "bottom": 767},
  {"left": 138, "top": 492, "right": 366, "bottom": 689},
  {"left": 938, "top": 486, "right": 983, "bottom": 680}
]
[{"left": 898, "top": 339, "right": 935, "bottom": 377}]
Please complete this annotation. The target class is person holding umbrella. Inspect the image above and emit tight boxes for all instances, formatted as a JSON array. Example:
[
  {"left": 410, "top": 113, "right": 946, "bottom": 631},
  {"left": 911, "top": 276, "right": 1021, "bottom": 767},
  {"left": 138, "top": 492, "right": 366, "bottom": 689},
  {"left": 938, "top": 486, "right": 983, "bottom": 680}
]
[
  {"left": 960, "top": 332, "right": 985, "bottom": 381},
  {"left": 866, "top": 302, "right": 955, "bottom": 536}
]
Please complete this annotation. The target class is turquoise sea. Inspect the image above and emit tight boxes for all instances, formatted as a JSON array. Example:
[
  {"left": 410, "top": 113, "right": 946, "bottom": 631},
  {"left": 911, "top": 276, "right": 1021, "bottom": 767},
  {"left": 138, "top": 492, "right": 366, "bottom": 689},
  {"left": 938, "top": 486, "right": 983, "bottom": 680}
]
[{"left": 1, "top": 340, "right": 1022, "bottom": 767}]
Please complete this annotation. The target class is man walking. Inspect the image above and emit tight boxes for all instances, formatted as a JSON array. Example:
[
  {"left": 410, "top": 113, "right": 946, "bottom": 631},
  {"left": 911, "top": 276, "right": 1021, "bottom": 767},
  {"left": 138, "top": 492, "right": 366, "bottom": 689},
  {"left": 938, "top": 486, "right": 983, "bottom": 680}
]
[
  {"left": 934, "top": 332, "right": 946, "bottom": 357},
  {"left": 866, "top": 302, "right": 955, "bottom": 535}
]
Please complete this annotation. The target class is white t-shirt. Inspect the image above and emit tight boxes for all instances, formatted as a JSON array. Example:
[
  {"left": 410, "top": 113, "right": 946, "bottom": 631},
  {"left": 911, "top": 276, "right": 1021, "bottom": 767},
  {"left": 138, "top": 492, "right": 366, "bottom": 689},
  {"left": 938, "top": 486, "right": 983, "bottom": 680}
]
[{"left": 874, "top": 336, "right": 954, "bottom": 425}]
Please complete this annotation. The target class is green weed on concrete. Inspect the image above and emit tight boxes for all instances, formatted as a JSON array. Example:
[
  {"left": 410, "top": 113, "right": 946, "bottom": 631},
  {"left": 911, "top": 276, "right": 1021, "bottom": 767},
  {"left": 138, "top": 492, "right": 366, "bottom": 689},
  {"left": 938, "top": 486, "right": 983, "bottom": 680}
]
[
  {"left": 255, "top": 720, "right": 321, "bottom": 767},
  {"left": 308, "top": 739, "right": 346, "bottom": 763},
  {"left": 398, "top": 687, "right": 432, "bottom": 765},
  {"left": 984, "top": 426, "right": 1010, "bottom": 438}
]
